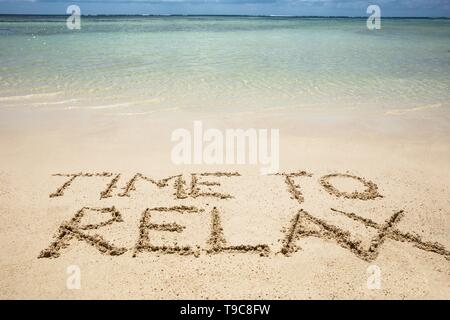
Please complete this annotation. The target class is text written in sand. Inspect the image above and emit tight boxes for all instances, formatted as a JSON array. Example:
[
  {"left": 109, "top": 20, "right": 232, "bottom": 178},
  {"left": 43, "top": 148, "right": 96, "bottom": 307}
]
[{"left": 39, "top": 171, "right": 449, "bottom": 262}]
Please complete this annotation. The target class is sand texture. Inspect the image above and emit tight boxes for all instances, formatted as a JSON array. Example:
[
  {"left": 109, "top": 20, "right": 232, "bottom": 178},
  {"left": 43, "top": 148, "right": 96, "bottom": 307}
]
[{"left": 0, "top": 109, "right": 449, "bottom": 299}]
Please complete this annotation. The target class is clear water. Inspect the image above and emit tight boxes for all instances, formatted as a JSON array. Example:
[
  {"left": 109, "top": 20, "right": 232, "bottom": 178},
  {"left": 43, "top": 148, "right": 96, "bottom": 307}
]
[{"left": 0, "top": 16, "right": 449, "bottom": 114}]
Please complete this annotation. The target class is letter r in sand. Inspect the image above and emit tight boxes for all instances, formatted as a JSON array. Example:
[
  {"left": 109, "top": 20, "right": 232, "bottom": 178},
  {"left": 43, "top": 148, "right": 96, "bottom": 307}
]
[
  {"left": 38, "top": 207, "right": 127, "bottom": 258},
  {"left": 133, "top": 206, "right": 204, "bottom": 257}
]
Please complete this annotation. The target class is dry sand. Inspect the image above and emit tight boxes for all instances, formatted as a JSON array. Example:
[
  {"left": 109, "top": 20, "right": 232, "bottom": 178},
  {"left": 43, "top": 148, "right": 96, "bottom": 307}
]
[{"left": 0, "top": 105, "right": 449, "bottom": 299}]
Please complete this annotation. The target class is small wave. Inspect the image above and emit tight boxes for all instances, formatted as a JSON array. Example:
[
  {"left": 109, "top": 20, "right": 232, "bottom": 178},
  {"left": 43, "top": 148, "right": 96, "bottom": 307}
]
[
  {"left": 64, "top": 98, "right": 162, "bottom": 110},
  {"left": 31, "top": 99, "right": 79, "bottom": 106},
  {"left": 64, "top": 102, "right": 129, "bottom": 110},
  {"left": 112, "top": 107, "right": 179, "bottom": 116},
  {"left": 385, "top": 103, "right": 443, "bottom": 115},
  {"left": 0, "top": 92, "right": 62, "bottom": 102}
]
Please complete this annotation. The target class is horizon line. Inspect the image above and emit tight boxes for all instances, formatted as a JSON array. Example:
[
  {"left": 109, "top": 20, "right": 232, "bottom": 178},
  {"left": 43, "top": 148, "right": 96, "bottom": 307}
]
[{"left": 0, "top": 14, "right": 449, "bottom": 19}]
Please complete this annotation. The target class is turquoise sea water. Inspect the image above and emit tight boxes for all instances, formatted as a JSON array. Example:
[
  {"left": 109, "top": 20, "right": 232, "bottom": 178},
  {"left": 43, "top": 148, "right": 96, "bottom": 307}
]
[{"left": 0, "top": 16, "right": 449, "bottom": 114}]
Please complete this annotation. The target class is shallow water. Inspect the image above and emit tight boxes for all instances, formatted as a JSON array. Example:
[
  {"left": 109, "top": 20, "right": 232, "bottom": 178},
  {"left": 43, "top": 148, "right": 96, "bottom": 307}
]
[{"left": 0, "top": 16, "right": 449, "bottom": 114}]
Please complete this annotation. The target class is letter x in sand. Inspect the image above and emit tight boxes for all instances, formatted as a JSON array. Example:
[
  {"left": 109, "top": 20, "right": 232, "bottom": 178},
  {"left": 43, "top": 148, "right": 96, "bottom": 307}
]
[{"left": 281, "top": 208, "right": 450, "bottom": 262}]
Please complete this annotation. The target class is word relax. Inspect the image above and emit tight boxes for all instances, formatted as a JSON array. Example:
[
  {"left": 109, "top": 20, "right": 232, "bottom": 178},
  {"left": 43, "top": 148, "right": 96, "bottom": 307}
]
[{"left": 38, "top": 206, "right": 450, "bottom": 261}]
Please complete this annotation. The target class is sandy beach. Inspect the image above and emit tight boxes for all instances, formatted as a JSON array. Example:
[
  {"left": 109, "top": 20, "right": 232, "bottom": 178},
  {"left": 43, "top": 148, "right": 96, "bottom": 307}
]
[
  {"left": 0, "top": 104, "right": 449, "bottom": 299},
  {"left": 0, "top": 16, "right": 449, "bottom": 300}
]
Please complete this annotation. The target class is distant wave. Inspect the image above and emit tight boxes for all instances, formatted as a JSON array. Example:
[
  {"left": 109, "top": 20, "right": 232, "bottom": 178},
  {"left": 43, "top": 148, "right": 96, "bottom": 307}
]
[{"left": 1, "top": 14, "right": 448, "bottom": 19}]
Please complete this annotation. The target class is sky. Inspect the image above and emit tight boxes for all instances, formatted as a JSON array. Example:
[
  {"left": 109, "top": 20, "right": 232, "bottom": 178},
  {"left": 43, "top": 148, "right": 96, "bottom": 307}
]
[{"left": 0, "top": 0, "right": 449, "bottom": 17}]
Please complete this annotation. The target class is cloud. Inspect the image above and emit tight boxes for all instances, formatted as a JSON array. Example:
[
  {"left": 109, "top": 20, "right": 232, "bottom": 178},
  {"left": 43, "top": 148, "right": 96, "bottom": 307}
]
[{"left": 0, "top": 0, "right": 448, "bottom": 7}]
